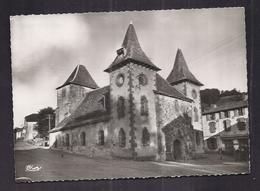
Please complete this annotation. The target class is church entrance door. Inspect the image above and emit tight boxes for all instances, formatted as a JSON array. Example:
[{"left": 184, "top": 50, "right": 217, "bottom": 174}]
[{"left": 173, "top": 139, "right": 182, "bottom": 160}]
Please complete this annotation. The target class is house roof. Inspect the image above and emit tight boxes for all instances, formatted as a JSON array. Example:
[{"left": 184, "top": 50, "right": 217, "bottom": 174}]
[
  {"left": 154, "top": 74, "right": 192, "bottom": 102},
  {"left": 202, "top": 95, "right": 248, "bottom": 115},
  {"left": 25, "top": 113, "right": 39, "bottom": 122},
  {"left": 56, "top": 65, "right": 99, "bottom": 90},
  {"left": 104, "top": 23, "right": 160, "bottom": 72},
  {"left": 166, "top": 49, "right": 203, "bottom": 86},
  {"left": 50, "top": 86, "right": 110, "bottom": 132}
]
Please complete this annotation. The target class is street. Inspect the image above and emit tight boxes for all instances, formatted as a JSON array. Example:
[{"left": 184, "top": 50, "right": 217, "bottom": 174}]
[{"left": 14, "top": 147, "right": 249, "bottom": 181}]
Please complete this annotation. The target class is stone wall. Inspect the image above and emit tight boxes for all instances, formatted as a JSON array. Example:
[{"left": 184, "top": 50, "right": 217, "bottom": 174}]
[
  {"left": 56, "top": 84, "right": 92, "bottom": 124},
  {"left": 53, "top": 121, "right": 112, "bottom": 159}
]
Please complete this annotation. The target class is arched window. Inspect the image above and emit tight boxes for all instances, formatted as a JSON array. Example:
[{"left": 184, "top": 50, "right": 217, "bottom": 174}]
[
  {"left": 80, "top": 132, "right": 86, "bottom": 146},
  {"left": 142, "top": 127, "right": 150, "bottom": 146},
  {"left": 141, "top": 96, "right": 149, "bottom": 116},
  {"left": 117, "top": 96, "right": 125, "bottom": 118},
  {"left": 65, "top": 134, "right": 70, "bottom": 147},
  {"left": 118, "top": 128, "right": 126, "bottom": 148},
  {"left": 174, "top": 100, "right": 179, "bottom": 112},
  {"left": 207, "top": 138, "right": 218, "bottom": 150},
  {"left": 194, "top": 107, "right": 199, "bottom": 122},
  {"left": 223, "top": 119, "right": 231, "bottom": 131},
  {"left": 98, "top": 130, "right": 105, "bottom": 145}
]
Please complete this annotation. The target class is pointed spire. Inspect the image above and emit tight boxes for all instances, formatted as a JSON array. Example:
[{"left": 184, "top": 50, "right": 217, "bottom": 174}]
[
  {"left": 56, "top": 65, "right": 99, "bottom": 89},
  {"left": 167, "top": 49, "right": 203, "bottom": 86},
  {"left": 104, "top": 23, "right": 160, "bottom": 72}
]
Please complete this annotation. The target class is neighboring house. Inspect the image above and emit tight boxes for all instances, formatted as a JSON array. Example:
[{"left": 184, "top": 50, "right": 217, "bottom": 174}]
[
  {"left": 13, "top": 127, "right": 26, "bottom": 141},
  {"left": 24, "top": 114, "right": 39, "bottom": 140},
  {"left": 50, "top": 23, "right": 204, "bottom": 161},
  {"left": 202, "top": 94, "right": 249, "bottom": 155}
]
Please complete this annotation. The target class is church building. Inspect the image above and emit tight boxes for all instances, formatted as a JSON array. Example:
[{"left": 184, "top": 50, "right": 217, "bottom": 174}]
[{"left": 49, "top": 23, "right": 204, "bottom": 161}]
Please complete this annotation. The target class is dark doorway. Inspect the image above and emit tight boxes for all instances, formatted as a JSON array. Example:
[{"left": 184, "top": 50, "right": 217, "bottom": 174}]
[{"left": 173, "top": 139, "right": 182, "bottom": 160}]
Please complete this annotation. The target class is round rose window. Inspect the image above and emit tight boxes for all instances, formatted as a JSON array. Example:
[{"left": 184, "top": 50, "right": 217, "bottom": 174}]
[{"left": 116, "top": 73, "right": 124, "bottom": 87}]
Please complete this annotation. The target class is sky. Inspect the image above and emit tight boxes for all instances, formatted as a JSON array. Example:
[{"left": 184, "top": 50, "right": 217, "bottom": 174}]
[{"left": 10, "top": 7, "right": 247, "bottom": 128}]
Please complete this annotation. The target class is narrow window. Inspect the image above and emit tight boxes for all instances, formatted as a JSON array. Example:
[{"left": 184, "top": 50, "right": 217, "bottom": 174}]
[
  {"left": 142, "top": 127, "right": 150, "bottom": 146},
  {"left": 98, "top": 130, "right": 105, "bottom": 145},
  {"left": 223, "top": 119, "right": 231, "bottom": 131},
  {"left": 209, "top": 122, "right": 216, "bottom": 133},
  {"left": 80, "top": 132, "right": 86, "bottom": 146},
  {"left": 194, "top": 107, "right": 199, "bottom": 122},
  {"left": 207, "top": 138, "right": 218, "bottom": 150},
  {"left": 117, "top": 96, "right": 125, "bottom": 118},
  {"left": 224, "top": 111, "right": 230, "bottom": 118},
  {"left": 141, "top": 96, "right": 149, "bottom": 116},
  {"left": 118, "top": 128, "right": 126, "bottom": 148},
  {"left": 238, "top": 108, "right": 243, "bottom": 116},
  {"left": 237, "top": 118, "right": 246, "bottom": 130},
  {"left": 65, "top": 134, "right": 70, "bottom": 147},
  {"left": 62, "top": 88, "right": 66, "bottom": 98}
]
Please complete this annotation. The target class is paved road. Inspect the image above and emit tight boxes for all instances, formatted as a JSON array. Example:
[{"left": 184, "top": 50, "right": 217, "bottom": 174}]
[{"left": 15, "top": 149, "right": 249, "bottom": 181}]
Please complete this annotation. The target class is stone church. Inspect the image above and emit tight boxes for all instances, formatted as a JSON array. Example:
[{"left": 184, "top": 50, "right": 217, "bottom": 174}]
[{"left": 50, "top": 23, "right": 204, "bottom": 161}]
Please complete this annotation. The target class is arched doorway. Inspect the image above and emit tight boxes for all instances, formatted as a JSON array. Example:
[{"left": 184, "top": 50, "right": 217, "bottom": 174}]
[{"left": 173, "top": 139, "right": 182, "bottom": 160}]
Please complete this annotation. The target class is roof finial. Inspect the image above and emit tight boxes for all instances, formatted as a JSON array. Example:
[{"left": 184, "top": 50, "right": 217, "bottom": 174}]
[{"left": 130, "top": 20, "right": 133, "bottom": 25}]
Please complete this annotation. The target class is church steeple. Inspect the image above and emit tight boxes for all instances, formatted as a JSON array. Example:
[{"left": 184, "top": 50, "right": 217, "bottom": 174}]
[
  {"left": 167, "top": 49, "right": 203, "bottom": 86},
  {"left": 104, "top": 23, "right": 160, "bottom": 72},
  {"left": 57, "top": 65, "right": 99, "bottom": 90}
]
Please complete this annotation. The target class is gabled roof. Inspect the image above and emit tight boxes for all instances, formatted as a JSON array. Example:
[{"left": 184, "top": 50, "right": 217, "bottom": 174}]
[
  {"left": 104, "top": 23, "right": 160, "bottom": 72},
  {"left": 50, "top": 86, "right": 110, "bottom": 132},
  {"left": 167, "top": 49, "right": 203, "bottom": 86},
  {"left": 57, "top": 65, "right": 99, "bottom": 90},
  {"left": 154, "top": 74, "right": 192, "bottom": 102}
]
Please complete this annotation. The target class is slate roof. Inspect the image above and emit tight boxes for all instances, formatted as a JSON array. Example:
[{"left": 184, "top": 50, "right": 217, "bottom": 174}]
[
  {"left": 104, "top": 23, "right": 160, "bottom": 72},
  {"left": 154, "top": 74, "right": 192, "bottom": 102},
  {"left": 57, "top": 65, "right": 99, "bottom": 90},
  {"left": 203, "top": 95, "right": 248, "bottom": 114},
  {"left": 167, "top": 49, "right": 203, "bottom": 86},
  {"left": 50, "top": 86, "right": 110, "bottom": 132}
]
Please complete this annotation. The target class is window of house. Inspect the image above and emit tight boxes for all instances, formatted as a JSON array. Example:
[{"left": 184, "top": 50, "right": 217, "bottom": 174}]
[
  {"left": 117, "top": 96, "right": 125, "bottom": 118},
  {"left": 118, "top": 128, "right": 126, "bottom": 148},
  {"left": 194, "top": 107, "right": 199, "bottom": 122},
  {"left": 238, "top": 108, "right": 244, "bottom": 116},
  {"left": 209, "top": 122, "right": 216, "bottom": 133},
  {"left": 98, "top": 130, "right": 105, "bottom": 145},
  {"left": 80, "top": 132, "right": 86, "bottom": 146},
  {"left": 237, "top": 118, "right": 246, "bottom": 130},
  {"left": 207, "top": 138, "right": 218, "bottom": 150},
  {"left": 224, "top": 111, "right": 230, "bottom": 118},
  {"left": 142, "top": 127, "right": 150, "bottom": 146},
  {"left": 210, "top": 113, "right": 215, "bottom": 120},
  {"left": 141, "top": 96, "right": 149, "bottom": 116},
  {"left": 223, "top": 119, "right": 231, "bottom": 131},
  {"left": 220, "top": 112, "right": 225, "bottom": 119}
]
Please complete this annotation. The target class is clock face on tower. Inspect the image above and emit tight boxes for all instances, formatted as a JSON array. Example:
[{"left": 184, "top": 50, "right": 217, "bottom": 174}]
[
  {"left": 192, "top": 89, "right": 197, "bottom": 99},
  {"left": 116, "top": 73, "right": 124, "bottom": 87}
]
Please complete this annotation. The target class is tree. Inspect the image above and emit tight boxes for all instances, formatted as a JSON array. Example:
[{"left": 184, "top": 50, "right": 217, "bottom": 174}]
[{"left": 36, "top": 107, "right": 55, "bottom": 138}]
